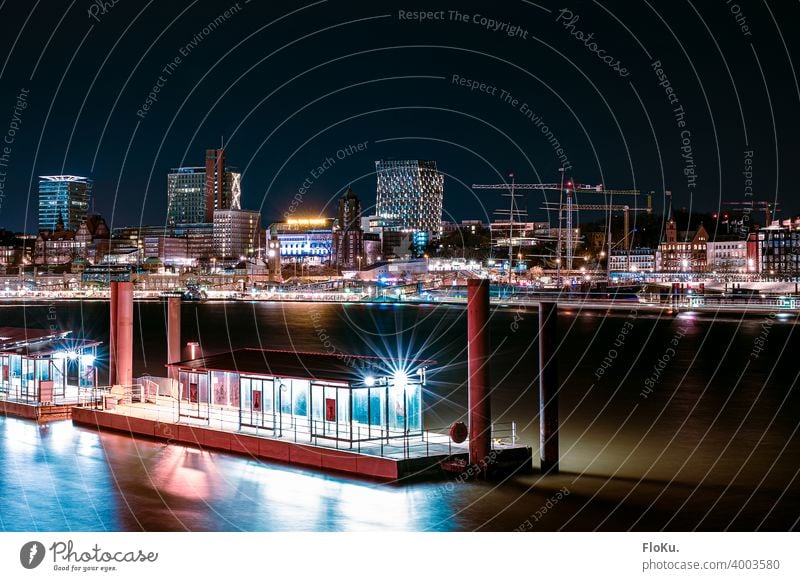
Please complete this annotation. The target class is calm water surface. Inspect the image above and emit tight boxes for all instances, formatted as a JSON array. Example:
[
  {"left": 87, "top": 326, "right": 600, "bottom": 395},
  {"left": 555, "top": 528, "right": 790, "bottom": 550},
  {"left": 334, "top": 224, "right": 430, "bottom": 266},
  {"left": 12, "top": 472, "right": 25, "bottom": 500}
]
[{"left": 1, "top": 300, "right": 798, "bottom": 531}]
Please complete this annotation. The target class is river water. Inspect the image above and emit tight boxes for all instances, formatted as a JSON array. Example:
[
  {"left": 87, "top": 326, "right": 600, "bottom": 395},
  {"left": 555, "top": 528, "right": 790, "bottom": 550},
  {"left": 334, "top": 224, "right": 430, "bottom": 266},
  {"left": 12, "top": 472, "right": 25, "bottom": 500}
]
[{"left": 1, "top": 300, "right": 798, "bottom": 531}]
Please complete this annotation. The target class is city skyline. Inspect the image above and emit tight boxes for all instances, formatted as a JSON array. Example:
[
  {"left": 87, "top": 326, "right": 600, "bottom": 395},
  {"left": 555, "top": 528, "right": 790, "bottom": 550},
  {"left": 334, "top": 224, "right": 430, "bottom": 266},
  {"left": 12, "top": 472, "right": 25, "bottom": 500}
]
[{"left": 12, "top": 160, "right": 779, "bottom": 234}]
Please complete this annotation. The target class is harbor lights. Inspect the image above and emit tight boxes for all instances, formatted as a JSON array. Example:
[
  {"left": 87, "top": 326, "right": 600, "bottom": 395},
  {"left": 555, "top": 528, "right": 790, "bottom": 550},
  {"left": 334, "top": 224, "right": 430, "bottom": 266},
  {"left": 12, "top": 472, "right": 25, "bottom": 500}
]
[{"left": 392, "top": 370, "right": 408, "bottom": 389}]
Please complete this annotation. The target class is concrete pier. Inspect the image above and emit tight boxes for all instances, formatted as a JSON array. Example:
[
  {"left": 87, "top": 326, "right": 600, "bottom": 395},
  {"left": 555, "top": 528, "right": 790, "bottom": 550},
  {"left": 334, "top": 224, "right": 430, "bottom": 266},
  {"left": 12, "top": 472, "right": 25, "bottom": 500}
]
[
  {"left": 167, "top": 296, "right": 181, "bottom": 381},
  {"left": 71, "top": 407, "right": 532, "bottom": 481},
  {"left": 539, "top": 301, "right": 559, "bottom": 473},
  {"left": 109, "top": 282, "right": 118, "bottom": 386},
  {"left": 109, "top": 281, "right": 134, "bottom": 387},
  {"left": 467, "top": 279, "right": 492, "bottom": 469}
]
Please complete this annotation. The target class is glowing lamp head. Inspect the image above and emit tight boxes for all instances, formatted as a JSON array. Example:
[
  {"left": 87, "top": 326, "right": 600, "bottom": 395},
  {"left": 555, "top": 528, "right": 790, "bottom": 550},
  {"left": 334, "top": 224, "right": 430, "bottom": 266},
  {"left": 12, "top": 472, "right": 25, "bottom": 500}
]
[
  {"left": 364, "top": 376, "right": 375, "bottom": 387},
  {"left": 67, "top": 351, "right": 78, "bottom": 361},
  {"left": 393, "top": 370, "right": 408, "bottom": 388}
]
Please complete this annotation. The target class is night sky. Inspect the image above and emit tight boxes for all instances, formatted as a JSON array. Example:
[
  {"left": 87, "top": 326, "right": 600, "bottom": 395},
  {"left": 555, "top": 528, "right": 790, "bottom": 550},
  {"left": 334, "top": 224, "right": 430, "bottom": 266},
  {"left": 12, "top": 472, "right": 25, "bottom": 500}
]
[{"left": 0, "top": 0, "right": 797, "bottom": 233}]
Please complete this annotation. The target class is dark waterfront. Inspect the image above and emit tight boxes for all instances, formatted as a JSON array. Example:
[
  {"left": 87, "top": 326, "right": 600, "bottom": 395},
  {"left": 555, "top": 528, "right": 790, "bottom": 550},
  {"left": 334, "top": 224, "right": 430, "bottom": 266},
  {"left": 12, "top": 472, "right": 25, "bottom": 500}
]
[{"left": 1, "top": 300, "right": 799, "bottom": 531}]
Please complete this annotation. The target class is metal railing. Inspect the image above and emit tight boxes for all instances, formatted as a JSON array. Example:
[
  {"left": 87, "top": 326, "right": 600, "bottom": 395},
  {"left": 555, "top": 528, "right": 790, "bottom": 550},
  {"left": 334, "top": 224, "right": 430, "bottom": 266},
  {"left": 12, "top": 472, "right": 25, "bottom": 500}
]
[
  {"left": 0, "top": 384, "right": 109, "bottom": 407},
  {"left": 82, "top": 395, "right": 522, "bottom": 460}
]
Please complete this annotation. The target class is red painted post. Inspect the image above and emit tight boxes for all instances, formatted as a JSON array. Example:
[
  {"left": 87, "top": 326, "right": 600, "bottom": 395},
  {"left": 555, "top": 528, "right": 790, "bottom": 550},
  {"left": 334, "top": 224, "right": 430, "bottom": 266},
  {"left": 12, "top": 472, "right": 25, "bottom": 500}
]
[
  {"left": 467, "top": 278, "right": 491, "bottom": 469},
  {"left": 167, "top": 296, "right": 181, "bottom": 381},
  {"left": 109, "top": 282, "right": 119, "bottom": 386},
  {"left": 116, "top": 281, "right": 134, "bottom": 387},
  {"left": 539, "top": 301, "right": 559, "bottom": 473}
]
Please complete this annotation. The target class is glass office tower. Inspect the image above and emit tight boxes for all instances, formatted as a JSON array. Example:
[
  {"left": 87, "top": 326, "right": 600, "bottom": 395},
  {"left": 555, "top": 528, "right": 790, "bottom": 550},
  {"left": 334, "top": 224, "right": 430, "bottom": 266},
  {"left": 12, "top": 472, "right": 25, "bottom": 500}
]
[
  {"left": 167, "top": 167, "right": 206, "bottom": 225},
  {"left": 38, "top": 176, "right": 92, "bottom": 231}
]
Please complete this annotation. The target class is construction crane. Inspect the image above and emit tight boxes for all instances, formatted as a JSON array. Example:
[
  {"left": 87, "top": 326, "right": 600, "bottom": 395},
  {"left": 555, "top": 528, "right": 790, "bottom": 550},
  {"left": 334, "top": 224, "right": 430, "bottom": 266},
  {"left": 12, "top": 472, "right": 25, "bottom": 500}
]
[
  {"left": 473, "top": 175, "right": 641, "bottom": 275},
  {"left": 541, "top": 202, "right": 652, "bottom": 271},
  {"left": 491, "top": 174, "right": 527, "bottom": 284}
]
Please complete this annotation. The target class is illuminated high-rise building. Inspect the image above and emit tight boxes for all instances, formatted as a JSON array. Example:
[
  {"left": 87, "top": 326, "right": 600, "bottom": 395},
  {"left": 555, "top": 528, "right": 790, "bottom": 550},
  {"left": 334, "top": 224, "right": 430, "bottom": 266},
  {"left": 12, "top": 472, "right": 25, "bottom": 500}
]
[
  {"left": 213, "top": 209, "right": 261, "bottom": 262},
  {"left": 38, "top": 176, "right": 92, "bottom": 232},
  {"left": 166, "top": 167, "right": 206, "bottom": 225},
  {"left": 205, "top": 148, "right": 241, "bottom": 220},
  {"left": 375, "top": 159, "right": 443, "bottom": 248},
  {"left": 167, "top": 149, "right": 242, "bottom": 226}
]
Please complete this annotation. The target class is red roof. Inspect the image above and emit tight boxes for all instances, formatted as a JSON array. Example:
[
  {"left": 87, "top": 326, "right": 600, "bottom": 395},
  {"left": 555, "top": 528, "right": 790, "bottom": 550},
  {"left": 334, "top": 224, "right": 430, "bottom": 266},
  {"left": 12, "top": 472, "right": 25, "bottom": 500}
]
[
  {"left": 0, "top": 327, "right": 69, "bottom": 350},
  {"left": 0, "top": 327, "right": 101, "bottom": 355}
]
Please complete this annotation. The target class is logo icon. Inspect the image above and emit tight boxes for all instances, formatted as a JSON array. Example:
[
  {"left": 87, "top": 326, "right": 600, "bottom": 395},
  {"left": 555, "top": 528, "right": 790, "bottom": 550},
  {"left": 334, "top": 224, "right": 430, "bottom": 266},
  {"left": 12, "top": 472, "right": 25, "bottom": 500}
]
[{"left": 20, "top": 541, "right": 46, "bottom": 569}]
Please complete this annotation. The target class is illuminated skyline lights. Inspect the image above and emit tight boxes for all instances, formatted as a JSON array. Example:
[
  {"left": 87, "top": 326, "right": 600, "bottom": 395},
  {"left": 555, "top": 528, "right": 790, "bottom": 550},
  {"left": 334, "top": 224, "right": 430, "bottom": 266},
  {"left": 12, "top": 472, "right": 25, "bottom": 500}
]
[
  {"left": 38, "top": 176, "right": 91, "bottom": 232},
  {"left": 375, "top": 159, "right": 444, "bottom": 247}
]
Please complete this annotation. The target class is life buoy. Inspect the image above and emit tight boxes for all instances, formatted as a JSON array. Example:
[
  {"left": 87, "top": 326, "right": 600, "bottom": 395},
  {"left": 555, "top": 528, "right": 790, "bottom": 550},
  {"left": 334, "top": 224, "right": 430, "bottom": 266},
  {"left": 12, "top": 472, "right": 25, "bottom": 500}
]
[{"left": 449, "top": 421, "right": 468, "bottom": 444}]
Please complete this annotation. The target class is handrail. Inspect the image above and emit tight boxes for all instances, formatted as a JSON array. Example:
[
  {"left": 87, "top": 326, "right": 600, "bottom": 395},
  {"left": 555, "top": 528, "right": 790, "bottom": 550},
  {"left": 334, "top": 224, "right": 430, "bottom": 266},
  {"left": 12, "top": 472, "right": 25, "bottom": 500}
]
[{"left": 75, "top": 394, "right": 523, "bottom": 459}]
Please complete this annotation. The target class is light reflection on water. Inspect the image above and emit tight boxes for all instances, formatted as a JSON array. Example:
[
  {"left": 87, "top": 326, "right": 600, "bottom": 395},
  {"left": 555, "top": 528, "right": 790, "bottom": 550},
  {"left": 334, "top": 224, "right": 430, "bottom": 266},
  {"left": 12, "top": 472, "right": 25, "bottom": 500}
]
[
  {"left": 1, "top": 301, "right": 798, "bottom": 531},
  {"left": 0, "top": 416, "right": 475, "bottom": 532}
]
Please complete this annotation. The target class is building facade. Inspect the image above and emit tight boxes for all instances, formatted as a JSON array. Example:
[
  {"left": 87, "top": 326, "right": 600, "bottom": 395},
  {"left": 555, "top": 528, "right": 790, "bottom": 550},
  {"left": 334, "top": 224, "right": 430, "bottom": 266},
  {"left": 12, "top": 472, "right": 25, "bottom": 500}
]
[
  {"left": 362, "top": 215, "right": 413, "bottom": 259},
  {"left": 375, "top": 159, "right": 443, "bottom": 248},
  {"left": 363, "top": 233, "right": 381, "bottom": 265},
  {"left": 144, "top": 236, "right": 191, "bottom": 267},
  {"left": 213, "top": 209, "right": 261, "bottom": 262},
  {"left": 114, "top": 225, "right": 172, "bottom": 257},
  {"left": 205, "top": 148, "right": 241, "bottom": 220},
  {"left": 759, "top": 220, "right": 800, "bottom": 275},
  {"left": 490, "top": 221, "right": 552, "bottom": 248},
  {"left": 38, "top": 176, "right": 92, "bottom": 232},
  {"left": 0, "top": 230, "right": 33, "bottom": 272},
  {"left": 173, "top": 223, "right": 214, "bottom": 263},
  {"left": 35, "top": 226, "right": 77, "bottom": 267},
  {"left": 333, "top": 188, "right": 364, "bottom": 270},
  {"left": 167, "top": 149, "right": 242, "bottom": 226},
  {"left": 658, "top": 218, "right": 709, "bottom": 272},
  {"left": 167, "top": 167, "right": 206, "bottom": 225},
  {"left": 706, "top": 237, "right": 748, "bottom": 273},
  {"left": 34, "top": 214, "right": 111, "bottom": 267},
  {"left": 265, "top": 237, "right": 281, "bottom": 281},
  {"left": 609, "top": 248, "right": 657, "bottom": 272},
  {"left": 269, "top": 218, "right": 335, "bottom": 266}
]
